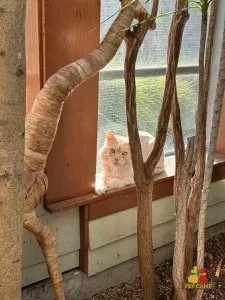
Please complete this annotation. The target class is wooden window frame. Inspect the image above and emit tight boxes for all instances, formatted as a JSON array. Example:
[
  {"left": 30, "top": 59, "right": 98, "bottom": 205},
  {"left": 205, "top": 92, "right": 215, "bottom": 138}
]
[
  {"left": 26, "top": 0, "right": 43, "bottom": 113},
  {"left": 26, "top": 0, "right": 225, "bottom": 274},
  {"left": 45, "top": 155, "right": 225, "bottom": 217}
]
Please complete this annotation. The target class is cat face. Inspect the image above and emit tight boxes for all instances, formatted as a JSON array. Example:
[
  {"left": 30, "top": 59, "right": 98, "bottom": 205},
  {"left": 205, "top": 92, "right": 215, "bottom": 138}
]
[{"left": 101, "top": 130, "right": 131, "bottom": 168}]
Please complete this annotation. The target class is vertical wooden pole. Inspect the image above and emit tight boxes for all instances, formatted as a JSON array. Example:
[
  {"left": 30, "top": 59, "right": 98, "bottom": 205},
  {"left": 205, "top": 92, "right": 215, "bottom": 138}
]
[{"left": 43, "top": 0, "right": 100, "bottom": 204}]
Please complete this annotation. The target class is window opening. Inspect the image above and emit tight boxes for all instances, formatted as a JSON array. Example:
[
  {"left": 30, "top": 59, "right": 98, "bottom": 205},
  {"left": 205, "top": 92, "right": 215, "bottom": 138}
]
[{"left": 97, "top": 0, "right": 201, "bottom": 172}]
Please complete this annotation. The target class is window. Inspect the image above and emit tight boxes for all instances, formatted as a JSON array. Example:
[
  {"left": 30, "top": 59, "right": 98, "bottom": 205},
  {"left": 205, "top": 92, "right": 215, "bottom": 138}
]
[{"left": 97, "top": 0, "right": 201, "bottom": 171}]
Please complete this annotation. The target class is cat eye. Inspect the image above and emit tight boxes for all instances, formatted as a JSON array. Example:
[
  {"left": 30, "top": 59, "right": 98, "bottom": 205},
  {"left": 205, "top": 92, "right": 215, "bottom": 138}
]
[
  {"left": 110, "top": 148, "right": 115, "bottom": 154},
  {"left": 122, "top": 151, "right": 127, "bottom": 156}
]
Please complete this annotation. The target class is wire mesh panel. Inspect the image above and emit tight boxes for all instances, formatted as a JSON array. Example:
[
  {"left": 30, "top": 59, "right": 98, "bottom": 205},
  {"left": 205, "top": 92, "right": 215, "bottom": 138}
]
[
  {"left": 100, "top": 0, "right": 201, "bottom": 69},
  {"left": 97, "top": 0, "right": 201, "bottom": 171}
]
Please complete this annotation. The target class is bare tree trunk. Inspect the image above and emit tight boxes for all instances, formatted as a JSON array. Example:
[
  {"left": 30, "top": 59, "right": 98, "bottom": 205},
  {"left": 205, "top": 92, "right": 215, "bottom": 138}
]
[
  {"left": 172, "top": 3, "right": 218, "bottom": 298},
  {"left": 172, "top": 137, "right": 194, "bottom": 300},
  {"left": 183, "top": 5, "right": 209, "bottom": 272},
  {"left": 195, "top": 23, "right": 225, "bottom": 300},
  {"left": 124, "top": 8, "right": 158, "bottom": 299},
  {"left": 190, "top": 6, "right": 208, "bottom": 172},
  {"left": 144, "top": 1, "right": 189, "bottom": 177},
  {"left": 186, "top": 0, "right": 218, "bottom": 274},
  {"left": 124, "top": 1, "right": 188, "bottom": 299},
  {"left": 137, "top": 181, "right": 157, "bottom": 299},
  {"left": 0, "top": 1, "right": 25, "bottom": 299},
  {"left": 172, "top": 84, "right": 185, "bottom": 212}
]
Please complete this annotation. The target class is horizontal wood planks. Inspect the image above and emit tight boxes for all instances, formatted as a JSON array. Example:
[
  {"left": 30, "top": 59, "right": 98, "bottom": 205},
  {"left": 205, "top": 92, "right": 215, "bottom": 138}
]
[
  {"left": 89, "top": 180, "right": 225, "bottom": 250},
  {"left": 88, "top": 199, "right": 225, "bottom": 275},
  {"left": 217, "top": 94, "right": 225, "bottom": 153},
  {"left": 22, "top": 208, "right": 80, "bottom": 286},
  {"left": 88, "top": 176, "right": 174, "bottom": 220}
]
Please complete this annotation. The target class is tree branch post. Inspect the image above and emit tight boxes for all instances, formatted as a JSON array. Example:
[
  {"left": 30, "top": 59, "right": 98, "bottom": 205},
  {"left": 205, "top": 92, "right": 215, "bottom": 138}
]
[
  {"left": 0, "top": 1, "right": 25, "bottom": 298},
  {"left": 195, "top": 22, "right": 225, "bottom": 300},
  {"left": 125, "top": 9, "right": 159, "bottom": 300},
  {"left": 172, "top": 1, "right": 218, "bottom": 299},
  {"left": 124, "top": 1, "right": 189, "bottom": 299}
]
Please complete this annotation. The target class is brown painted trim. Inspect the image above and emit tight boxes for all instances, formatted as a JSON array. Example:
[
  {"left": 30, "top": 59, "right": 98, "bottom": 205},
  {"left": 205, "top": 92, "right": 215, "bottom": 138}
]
[
  {"left": 26, "top": 0, "right": 43, "bottom": 114},
  {"left": 38, "top": 0, "right": 44, "bottom": 88},
  {"left": 45, "top": 160, "right": 225, "bottom": 216},
  {"left": 89, "top": 176, "right": 174, "bottom": 220},
  {"left": 42, "top": 0, "right": 100, "bottom": 204},
  {"left": 44, "top": 175, "right": 173, "bottom": 214},
  {"left": 211, "top": 160, "right": 225, "bottom": 182},
  {"left": 79, "top": 205, "right": 89, "bottom": 274},
  {"left": 217, "top": 94, "right": 225, "bottom": 153},
  {"left": 89, "top": 161, "right": 225, "bottom": 220}
]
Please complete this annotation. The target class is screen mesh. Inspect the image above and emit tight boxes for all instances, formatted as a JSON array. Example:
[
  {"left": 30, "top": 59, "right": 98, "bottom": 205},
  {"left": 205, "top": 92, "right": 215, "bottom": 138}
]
[
  {"left": 97, "top": 1, "right": 200, "bottom": 171},
  {"left": 100, "top": 0, "right": 201, "bottom": 69}
]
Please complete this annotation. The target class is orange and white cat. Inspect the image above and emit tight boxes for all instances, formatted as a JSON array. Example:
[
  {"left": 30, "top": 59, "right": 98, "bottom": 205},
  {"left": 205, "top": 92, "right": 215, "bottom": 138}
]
[{"left": 95, "top": 130, "right": 165, "bottom": 195}]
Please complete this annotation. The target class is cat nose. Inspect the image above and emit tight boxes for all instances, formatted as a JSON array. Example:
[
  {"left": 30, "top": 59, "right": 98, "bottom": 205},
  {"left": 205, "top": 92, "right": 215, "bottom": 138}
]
[{"left": 114, "top": 158, "right": 119, "bottom": 162}]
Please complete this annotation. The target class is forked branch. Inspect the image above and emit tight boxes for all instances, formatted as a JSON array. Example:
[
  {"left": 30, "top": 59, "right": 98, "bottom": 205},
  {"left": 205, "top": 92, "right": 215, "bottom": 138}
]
[
  {"left": 144, "top": 1, "right": 189, "bottom": 179},
  {"left": 124, "top": 1, "right": 189, "bottom": 299},
  {"left": 124, "top": 1, "right": 160, "bottom": 298},
  {"left": 172, "top": 1, "right": 218, "bottom": 299}
]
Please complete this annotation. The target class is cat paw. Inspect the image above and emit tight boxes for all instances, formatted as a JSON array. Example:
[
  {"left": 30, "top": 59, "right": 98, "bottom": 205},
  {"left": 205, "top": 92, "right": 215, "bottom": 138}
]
[{"left": 95, "top": 186, "right": 107, "bottom": 196}]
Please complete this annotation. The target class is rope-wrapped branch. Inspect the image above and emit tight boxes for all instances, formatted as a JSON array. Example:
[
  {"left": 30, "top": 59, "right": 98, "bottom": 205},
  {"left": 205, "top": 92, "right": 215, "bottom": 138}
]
[{"left": 24, "top": 1, "right": 151, "bottom": 298}]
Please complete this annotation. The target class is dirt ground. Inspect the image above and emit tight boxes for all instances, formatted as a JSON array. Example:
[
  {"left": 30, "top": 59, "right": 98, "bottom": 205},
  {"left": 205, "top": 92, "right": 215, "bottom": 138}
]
[{"left": 91, "top": 233, "right": 225, "bottom": 300}]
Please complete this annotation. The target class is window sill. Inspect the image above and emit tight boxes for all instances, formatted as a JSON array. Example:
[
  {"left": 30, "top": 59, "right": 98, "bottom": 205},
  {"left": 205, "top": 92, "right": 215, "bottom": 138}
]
[{"left": 45, "top": 153, "right": 225, "bottom": 219}]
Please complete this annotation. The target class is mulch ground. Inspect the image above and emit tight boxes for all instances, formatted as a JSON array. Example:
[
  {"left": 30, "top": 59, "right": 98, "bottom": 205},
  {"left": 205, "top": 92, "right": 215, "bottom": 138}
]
[{"left": 91, "top": 233, "right": 225, "bottom": 300}]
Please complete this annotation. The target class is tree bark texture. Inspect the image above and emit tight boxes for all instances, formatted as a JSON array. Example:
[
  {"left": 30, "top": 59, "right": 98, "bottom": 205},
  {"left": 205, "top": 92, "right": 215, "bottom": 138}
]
[
  {"left": 137, "top": 181, "right": 157, "bottom": 299},
  {"left": 185, "top": 0, "right": 218, "bottom": 276},
  {"left": 172, "top": 1, "right": 218, "bottom": 299},
  {"left": 0, "top": 1, "right": 25, "bottom": 299},
  {"left": 124, "top": 1, "right": 189, "bottom": 299},
  {"left": 125, "top": 9, "right": 158, "bottom": 298},
  {"left": 195, "top": 22, "right": 225, "bottom": 300},
  {"left": 144, "top": 3, "right": 189, "bottom": 178},
  {"left": 172, "top": 83, "right": 185, "bottom": 211}
]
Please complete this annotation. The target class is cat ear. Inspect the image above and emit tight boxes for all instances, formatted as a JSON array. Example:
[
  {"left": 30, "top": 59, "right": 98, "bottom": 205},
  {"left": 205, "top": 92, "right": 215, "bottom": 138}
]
[{"left": 106, "top": 130, "right": 116, "bottom": 144}]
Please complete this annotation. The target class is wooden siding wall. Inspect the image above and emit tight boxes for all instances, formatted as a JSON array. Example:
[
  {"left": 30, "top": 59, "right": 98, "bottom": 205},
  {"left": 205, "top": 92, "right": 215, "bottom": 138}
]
[
  {"left": 21, "top": 181, "right": 225, "bottom": 285},
  {"left": 22, "top": 207, "right": 80, "bottom": 286},
  {"left": 87, "top": 180, "right": 225, "bottom": 276}
]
